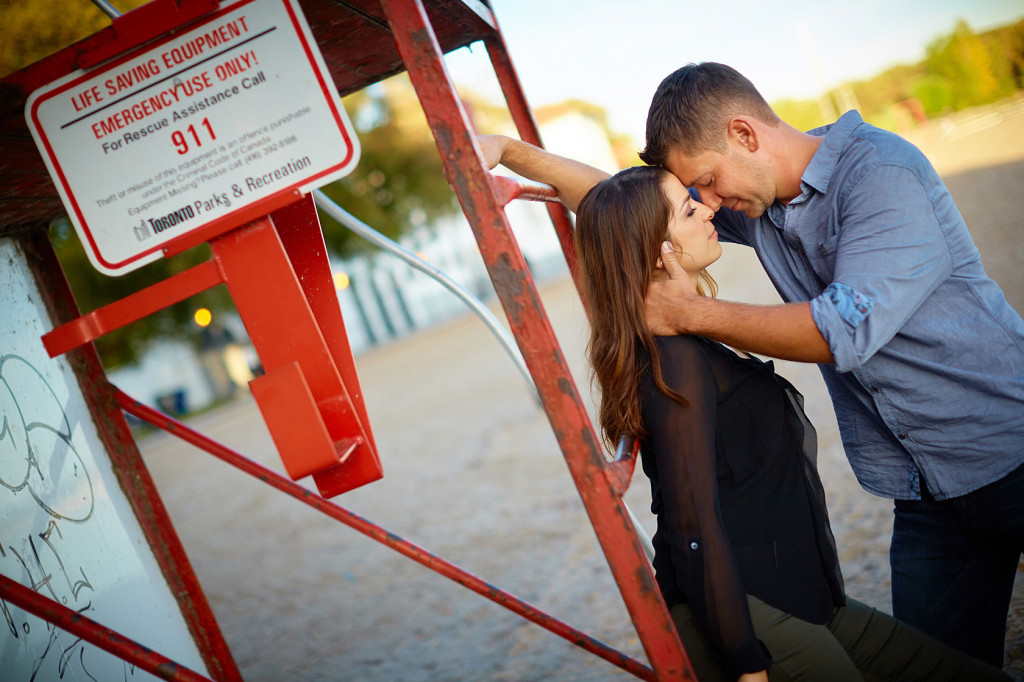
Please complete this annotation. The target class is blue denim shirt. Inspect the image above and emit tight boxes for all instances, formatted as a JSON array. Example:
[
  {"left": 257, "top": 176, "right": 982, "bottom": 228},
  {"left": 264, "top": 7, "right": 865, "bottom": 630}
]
[{"left": 710, "top": 110, "right": 1024, "bottom": 501}]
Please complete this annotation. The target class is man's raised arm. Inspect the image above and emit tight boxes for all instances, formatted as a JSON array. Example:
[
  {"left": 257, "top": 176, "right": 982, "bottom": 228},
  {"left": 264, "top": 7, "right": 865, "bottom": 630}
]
[
  {"left": 477, "top": 135, "right": 609, "bottom": 212},
  {"left": 647, "top": 241, "right": 835, "bottom": 364}
]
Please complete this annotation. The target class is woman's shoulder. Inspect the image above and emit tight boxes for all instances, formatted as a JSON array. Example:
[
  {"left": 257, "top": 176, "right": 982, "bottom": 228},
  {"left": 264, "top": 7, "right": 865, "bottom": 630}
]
[
  {"left": 648, "top": 335, "right": 718, "bottom": 384},
  {"left": 653, "top": 334, "right": 716, "bottom": 360}
]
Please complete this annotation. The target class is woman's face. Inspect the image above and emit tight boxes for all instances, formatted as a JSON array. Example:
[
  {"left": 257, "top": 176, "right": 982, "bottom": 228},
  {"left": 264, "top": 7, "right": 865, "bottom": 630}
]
[{"left": 659, "top": 174, "right": 721, "bottom": 275}]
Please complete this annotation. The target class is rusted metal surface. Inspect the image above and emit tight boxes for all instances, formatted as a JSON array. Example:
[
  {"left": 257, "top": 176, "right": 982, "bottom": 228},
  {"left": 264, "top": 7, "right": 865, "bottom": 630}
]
[
  {"left": 23, "top": 230, "right": 243, "bottom": 681},
  {"left": 490, "top": 174, "right": 559, "bottom": 206},
  {"left": 116, "top": 388, "right": 657, "bottom": 681},
  {"left": 379, "top": 0, "right": 696, "bottom": 678},
  {"left": 483, "top": 30, "right": 579, "bottom": 282},
  {"left": 0, "top": 573, "right": 214, "bottom": 682}
]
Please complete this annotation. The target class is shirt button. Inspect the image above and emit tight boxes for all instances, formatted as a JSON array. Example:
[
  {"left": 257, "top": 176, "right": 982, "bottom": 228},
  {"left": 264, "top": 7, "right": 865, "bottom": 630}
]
[{"left": 689, "top": 542, "right": 699, "bottom": 550}]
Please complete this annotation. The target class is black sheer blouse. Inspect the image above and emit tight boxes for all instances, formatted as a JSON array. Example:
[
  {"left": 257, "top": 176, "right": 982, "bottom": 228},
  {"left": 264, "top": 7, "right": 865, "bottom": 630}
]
[{"left": 638, "top": 335, "right": 844, "bottom": 676}]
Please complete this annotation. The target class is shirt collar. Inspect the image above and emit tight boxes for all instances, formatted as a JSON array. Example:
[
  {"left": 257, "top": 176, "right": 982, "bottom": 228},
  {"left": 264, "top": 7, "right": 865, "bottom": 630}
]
[{"left": 801, "top": 110, "right": 865, "bottom": 195}]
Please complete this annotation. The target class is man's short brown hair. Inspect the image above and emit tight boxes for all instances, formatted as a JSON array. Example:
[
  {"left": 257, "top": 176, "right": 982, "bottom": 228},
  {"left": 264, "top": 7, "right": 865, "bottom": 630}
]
[{"left": 640, "top": 62, "right": 779, "bottom": 166}]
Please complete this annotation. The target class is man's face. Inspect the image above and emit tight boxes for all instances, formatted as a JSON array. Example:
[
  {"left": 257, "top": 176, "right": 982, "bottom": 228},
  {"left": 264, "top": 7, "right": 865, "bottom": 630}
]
[{"left": 664, "top": 145, "right": 775, "bottom": 219}]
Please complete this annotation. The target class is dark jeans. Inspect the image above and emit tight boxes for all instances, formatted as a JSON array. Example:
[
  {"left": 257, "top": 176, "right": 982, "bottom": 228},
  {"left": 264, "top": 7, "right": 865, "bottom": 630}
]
[
  {"left": 671, "top": 595, "right": 1009, "bottom": 681},
  {"left": 891, "top": 460, "right": 1024, "bottom": 668}
]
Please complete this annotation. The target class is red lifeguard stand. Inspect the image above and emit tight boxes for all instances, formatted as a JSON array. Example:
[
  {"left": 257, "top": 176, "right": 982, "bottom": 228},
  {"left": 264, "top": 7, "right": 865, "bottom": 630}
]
[{"left": 0, "top": 1, "right": 696, "bottom": 679}]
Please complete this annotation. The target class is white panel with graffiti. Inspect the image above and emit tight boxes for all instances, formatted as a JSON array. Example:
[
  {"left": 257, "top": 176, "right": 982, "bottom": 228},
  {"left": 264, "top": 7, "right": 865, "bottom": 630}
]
[{"left": 0, "top": 238, "right": 209, "bottom": 680}]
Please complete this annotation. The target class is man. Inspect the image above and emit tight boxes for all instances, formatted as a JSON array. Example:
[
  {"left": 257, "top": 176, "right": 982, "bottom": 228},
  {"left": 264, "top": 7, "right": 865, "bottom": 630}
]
[{"left": 640, "top": 62, "right": 1024, "bottom": 667}]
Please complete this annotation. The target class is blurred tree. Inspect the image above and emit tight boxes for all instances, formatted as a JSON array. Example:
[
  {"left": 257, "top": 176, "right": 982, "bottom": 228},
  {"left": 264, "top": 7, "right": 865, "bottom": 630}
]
[
  {"left": 924, "top": 20, "right": 1014, "bottom": 111},
  {"left": 772, "top": 98, "right": 829, "bottom": 132},
  {"left": 987, "top": 19, "right": 1024, "bottom": 90},
  {"left": 768, "top": 17, "right": 1024, "bottom": 130},
  {"left": 846, "top": 64, "right": 924, "bottom": 117},
  {"left": 316, "top": 75, "right": 460, "bottom": 257},
  {"left": 0, "top": 0, "right": 148, "bottom": 77}
]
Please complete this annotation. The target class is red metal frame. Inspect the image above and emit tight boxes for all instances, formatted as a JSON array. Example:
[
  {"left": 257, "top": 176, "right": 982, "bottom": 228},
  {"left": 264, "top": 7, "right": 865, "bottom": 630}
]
[
  {"left": 23, "top": 230, "right": 242, "bottom": 682},
  {"left": 379, "top": 0, "right": 695, "bottom": 678},
  {"left": 0, "top": 573, "right": 213, "bottom": 682},
  {"left": 15, "top": 0, "right": 701, "bottom": 678},
  {"left": 43, "top": 196, "right": 383, "bottom": 498},
  {"left": 116, "top": 388, "right": 657, "bottom": 681}
]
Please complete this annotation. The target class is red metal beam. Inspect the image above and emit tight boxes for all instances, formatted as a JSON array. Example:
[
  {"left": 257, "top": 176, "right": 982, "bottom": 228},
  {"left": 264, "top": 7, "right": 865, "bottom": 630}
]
[
  {"left": 210, "top": 213, "right": 382, "bottom": 497},
  {"left": 379, "top": 1, "right": 695, "bottom": 678},
  {"left": 490, "top": 175, "right": 559, "bottom": 206},
  {"left": 0, "top": 573, "right": 214, "bottom": 682},
  {"left": 41, "top": 259, "right": 225, "bottom": 358},
  {"left": 24, "top": 231, "right": 242, "bottom": 682},
  {"left": 483, "top": 25, "right": 579, "bottom": 283},
  {"left": 115, "top": 388, "right": 656, "bottom": 680}
]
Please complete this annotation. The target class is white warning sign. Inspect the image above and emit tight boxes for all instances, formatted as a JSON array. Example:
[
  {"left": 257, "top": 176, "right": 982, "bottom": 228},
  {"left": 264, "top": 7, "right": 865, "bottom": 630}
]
[{"left": 26, "top": 0, "right": 359, "bottom": 275}]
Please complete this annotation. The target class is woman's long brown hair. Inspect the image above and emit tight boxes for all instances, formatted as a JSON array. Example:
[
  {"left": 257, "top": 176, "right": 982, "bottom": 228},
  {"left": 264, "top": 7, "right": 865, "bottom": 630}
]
[{"left": 574, "top": 165, "right": 716, "bottom": 448}]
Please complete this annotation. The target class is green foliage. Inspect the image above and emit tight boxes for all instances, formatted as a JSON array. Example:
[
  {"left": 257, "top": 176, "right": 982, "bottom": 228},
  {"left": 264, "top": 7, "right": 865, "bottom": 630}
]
[
  {"left": 316, "top": 77, "right": 459, "bottom": 257},
  {"left": 0, "top": 0, "right": 149, "bottom": 77},
  {"left": 772, "top": 98, "right": 829, "bottom": 132},
  {"left": 910, "top": 75, "right": 954, "bottom": 114},
  {"left": 769, "top": 17, "right": 1024, "bottom": 131},
  {"left": 923, "top": 20, "right": 1014, "bottom": 111}
]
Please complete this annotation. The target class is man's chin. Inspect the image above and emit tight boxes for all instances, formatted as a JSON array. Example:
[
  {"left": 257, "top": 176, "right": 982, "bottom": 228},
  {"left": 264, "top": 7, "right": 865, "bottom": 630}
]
[{"left": 742, "top": 202, "right": 767, "bottom": 219}]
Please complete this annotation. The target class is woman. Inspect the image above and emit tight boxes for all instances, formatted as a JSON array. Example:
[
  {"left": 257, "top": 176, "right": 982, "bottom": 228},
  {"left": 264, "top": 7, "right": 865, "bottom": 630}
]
[{"left": 480, "top": 136, "right": 1011, "bottom": 682}]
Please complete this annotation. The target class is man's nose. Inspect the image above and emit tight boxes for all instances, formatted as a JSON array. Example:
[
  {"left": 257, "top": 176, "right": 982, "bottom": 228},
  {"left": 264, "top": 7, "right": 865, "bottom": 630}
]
[{"left": 697, "top": 188, "right": 722, "bottom": 211}]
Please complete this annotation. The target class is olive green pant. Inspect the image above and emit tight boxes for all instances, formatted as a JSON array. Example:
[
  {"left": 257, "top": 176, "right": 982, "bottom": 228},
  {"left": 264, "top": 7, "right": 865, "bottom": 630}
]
[{"left": 670, "top": 595, "right": 1010, "bottom": 681}]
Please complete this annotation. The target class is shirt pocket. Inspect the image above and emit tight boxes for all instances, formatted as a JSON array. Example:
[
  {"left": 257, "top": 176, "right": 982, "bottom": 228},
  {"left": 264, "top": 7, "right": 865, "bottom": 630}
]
[{"left": 812, "top": 233, "right": 840, "bottom": 283}]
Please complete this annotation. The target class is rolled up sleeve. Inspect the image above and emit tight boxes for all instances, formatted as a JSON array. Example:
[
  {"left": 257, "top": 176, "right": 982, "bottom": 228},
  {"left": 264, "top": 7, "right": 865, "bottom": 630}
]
[{"left": 810, "top": 164, "right": 953, "bottom": 372}]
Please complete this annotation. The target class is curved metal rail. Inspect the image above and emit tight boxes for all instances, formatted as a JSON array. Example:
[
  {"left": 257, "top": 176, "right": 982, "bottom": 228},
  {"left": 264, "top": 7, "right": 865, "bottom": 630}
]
[{"left": 313, "top": 190, "right": 656, "bottom": 561}]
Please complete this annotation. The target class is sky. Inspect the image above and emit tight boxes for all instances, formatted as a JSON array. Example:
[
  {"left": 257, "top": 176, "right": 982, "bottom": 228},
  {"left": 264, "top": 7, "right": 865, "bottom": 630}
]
[{"left": 445, "top": 0, "right": 1024, "bottom": 145}]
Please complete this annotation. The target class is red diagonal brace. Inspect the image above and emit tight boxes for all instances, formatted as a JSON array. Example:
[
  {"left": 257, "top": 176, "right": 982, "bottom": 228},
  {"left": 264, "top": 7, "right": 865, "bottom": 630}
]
[
  {"left": 115, "top": 388, "right": 655, "bottom": 681},
  {"left": 0, "top": 573, "right": 213, "bottom": 682},
  {"left": 41, "top": 259, "right": 224, "bottom": 358},
  {"left": 379, "top": 1, "right": 695, "bottom": 678}
]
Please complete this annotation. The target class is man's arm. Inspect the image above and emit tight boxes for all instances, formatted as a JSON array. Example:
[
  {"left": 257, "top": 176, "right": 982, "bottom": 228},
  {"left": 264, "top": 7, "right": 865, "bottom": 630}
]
[
  {"left": 477, "top": 135, "right": 609, "bottom": 212},
  {"left": 647, "top": 242, "right": 834, "bottom": 364}
]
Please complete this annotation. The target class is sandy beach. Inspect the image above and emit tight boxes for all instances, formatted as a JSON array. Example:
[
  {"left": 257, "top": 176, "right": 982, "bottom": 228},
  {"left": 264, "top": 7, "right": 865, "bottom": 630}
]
[{"left": 139, "top": 99, "right": 1024, "bottom": 681}]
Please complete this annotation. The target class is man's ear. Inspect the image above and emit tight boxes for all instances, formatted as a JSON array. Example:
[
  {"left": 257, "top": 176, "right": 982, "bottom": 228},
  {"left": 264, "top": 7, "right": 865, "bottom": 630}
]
[{"left": 727, "top": 116, "right": 759, "bottom": 152}]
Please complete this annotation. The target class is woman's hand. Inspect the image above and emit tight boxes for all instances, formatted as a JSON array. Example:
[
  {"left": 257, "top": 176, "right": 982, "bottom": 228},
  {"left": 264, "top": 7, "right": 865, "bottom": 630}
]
[
  {"left": 473, "top": 135, "right": 609, "bottom": 211},
  {"left": 476, "top": 134, "right": 511, "bottom": 170}
]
